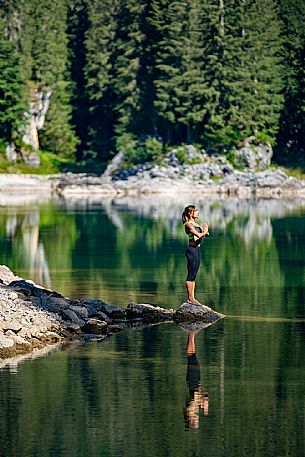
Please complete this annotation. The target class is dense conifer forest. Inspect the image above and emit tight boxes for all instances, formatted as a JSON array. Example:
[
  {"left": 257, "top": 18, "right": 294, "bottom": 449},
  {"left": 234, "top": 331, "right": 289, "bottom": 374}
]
[{"left": 0, "top": 0, "right": 304, "bottom": 168}]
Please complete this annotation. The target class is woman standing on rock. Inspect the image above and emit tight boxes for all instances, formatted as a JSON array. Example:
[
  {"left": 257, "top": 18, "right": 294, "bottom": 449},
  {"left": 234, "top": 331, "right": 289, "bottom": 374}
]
[{"left": 182, "top": 205, "right": 209, "bottom": 306}]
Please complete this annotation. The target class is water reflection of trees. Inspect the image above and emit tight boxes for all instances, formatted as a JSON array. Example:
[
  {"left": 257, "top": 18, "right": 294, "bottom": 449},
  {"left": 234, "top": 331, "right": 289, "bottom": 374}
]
[
  {"left": 1, "top": 321, "right": 305, "bottom": 457},
  {"left": 2, "top": 210, "right": 51, "bottom": 287}
]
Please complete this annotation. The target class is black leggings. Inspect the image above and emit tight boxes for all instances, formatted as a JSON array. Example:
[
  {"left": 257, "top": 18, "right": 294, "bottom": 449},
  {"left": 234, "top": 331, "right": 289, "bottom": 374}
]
[{"left": 185, "top": 245, "right": 201, "bottom": 281}]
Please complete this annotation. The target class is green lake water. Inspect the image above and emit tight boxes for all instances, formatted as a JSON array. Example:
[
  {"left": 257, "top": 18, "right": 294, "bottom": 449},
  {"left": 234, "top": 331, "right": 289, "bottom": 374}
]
[{"left": 0, "top": 195, "right": 305, "bottom": 457}]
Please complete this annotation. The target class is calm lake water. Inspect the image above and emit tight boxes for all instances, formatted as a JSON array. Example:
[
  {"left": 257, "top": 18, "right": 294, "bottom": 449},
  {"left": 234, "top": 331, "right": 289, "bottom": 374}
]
[{"left": 0, "top": 195, "right": 305, "bottom": 457}]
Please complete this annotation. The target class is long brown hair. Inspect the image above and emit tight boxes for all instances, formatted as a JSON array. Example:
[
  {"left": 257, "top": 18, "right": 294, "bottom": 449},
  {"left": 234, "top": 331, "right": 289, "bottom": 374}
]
[{"left": 182, "top": 205, "right": 196, "bottom": 224}]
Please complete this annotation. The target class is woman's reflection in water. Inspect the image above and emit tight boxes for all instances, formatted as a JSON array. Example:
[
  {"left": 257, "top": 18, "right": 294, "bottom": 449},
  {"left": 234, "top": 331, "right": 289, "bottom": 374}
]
[{"left": 184, "top": 328, "right": 209, "bottom": 429}]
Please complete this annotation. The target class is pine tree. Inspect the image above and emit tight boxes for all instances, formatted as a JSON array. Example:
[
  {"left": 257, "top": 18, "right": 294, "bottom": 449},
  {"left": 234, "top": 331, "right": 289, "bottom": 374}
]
[
  {"left": 83, "top": 0, "right": 120, "bottom": 159},
  {"left": 30, "top": 0, "right": 79, "bottom": 158},
  {"left": 151, "top": 0, "right": 223, "bottom": 145},
  {"left": 150, "top": 0, "right": 186, "bottom": 143},
  {"left": 67, "top": 0, "right": 90, "bottom": 160},
  {"left": 277, "top": 0, "right": 305, "bottom": 154},
  {"left": 0, "top": 6, "right": 26, "bottom": 145},
  {"left": 112, "top": 0, "right": 146, "bottom": 141},
  {"left": 203, "top": 0, "right": 284, "bottom": 149},
  {"left": 240, "top": 0, "right": 283, "bottom": 143},
  {"left": 166, "top": 0, "right": 210, "bottom": 143}
]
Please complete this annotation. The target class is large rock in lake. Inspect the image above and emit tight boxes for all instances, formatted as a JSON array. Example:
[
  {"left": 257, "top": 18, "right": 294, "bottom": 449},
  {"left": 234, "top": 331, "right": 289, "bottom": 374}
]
[{"left": 173, "top": 303, "right": 224, "bottom": 324}]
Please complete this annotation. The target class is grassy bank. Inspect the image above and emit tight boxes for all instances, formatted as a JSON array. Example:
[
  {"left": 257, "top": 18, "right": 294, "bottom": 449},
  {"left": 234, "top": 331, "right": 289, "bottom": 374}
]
[{"left": 0, "top": 152, "right": 106, "bottom": 175}]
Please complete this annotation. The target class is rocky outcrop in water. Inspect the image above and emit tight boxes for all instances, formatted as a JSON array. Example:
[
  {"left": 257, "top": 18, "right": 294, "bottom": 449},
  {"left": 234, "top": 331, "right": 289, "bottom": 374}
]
[
  {"left": 0, "top": 266, "right": 223, "bottom": 360},
  {"left": 174, "top": 303, "right": 224, "bottom": 324}
]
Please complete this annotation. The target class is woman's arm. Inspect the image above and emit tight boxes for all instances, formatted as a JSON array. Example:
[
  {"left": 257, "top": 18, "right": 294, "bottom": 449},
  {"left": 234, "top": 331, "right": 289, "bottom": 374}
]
[{"left": 185, "top": 223, "right": 207, "bottom": 239}]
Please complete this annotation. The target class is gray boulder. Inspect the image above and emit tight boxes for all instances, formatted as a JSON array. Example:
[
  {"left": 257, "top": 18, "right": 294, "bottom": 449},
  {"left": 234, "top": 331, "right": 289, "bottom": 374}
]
[
  {"left": 68, "top": 305, "right": 89, "bottom": 319},
  {"left": 5, "top": 143, "right": 17, "bottom": 162},
  {"left": 83, "top": 319, "right": 108, "bottom": 334},
  {"left": 103, "top": 151, "right": 125, "bottom": 178},
  {"left": 95, "top": 311, "right": 113, "bottom": 324},
  {"left": 126, "top": 303, "right": 174, "bottom": 322},
  {"left": 255, "top": 169, "right": 302, "bottom": 189},
  {"left": 0, "top": 331, "right": 14, "bottom": 348},
  {"left": 82, "top": 299, "right": 127, "bottom": 319},
  {"left": 60, "top": 308, "right": 85, "bottom": 327},
  {"left": 173, "top": 303, "right": 224, "bottom": 324},
  {"left": 234, "top": 141, "right": 273, "bottom": 170},
  {"left": 9, "top": 279, "right": 65, "bottom": 299},
  {"left": 23, "top": 151, "right": 41, "bottom": 168},
  {"left": 82, "top": 303, "right": 99, "bottom": 317}
]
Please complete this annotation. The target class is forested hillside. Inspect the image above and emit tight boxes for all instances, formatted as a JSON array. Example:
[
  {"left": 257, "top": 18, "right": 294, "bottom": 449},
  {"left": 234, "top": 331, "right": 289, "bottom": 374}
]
[{"left": 0, "top": 0, "right": 304, "bottom": 168}]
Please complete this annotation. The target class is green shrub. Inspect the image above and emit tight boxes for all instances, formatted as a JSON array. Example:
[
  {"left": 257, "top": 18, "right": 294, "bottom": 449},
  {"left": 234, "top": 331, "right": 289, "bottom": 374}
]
[
  {"left": 116, "top": 134, "right": 164, "bottom": 165},
  {"left": 116, "top": 133, "right": 139, "bottom": 162},
  {"left": 255, "top": 132, "right": 273, "bottom": 145},
  {"left": 174, "top": 144, "right": 204, "bottom": 165},
  {"left": 175, "top": 146, "right": 187, "bottom": 164},
  {"left": 39, "top": 151, "right": 74, "bottom": 173},
  {"left": 0, "top": 140, "right": 7, "bottom": 156},
  {"left": 144, "top": 137, "right": 163, "bottom": 161}
]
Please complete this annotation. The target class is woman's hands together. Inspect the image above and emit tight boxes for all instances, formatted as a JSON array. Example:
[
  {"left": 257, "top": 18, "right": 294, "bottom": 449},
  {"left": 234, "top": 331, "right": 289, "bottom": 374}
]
[{"left": 202, "top": 222, "right": 209, "bottom": 237}]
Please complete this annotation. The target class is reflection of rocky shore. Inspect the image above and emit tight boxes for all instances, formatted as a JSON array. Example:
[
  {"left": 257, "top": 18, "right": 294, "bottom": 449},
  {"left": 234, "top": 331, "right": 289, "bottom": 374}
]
[
  {"left": 0, "top": 191, "right": 53, "bottom": 207},
  {"left": 5, "top": 210, "right": 51, "bottom": 287},
  {"left": 62, "top": 195, "right": 305, "bottom": 243},
  {"left": 2, "top": 194, "right": 305, "bottom": 247}
]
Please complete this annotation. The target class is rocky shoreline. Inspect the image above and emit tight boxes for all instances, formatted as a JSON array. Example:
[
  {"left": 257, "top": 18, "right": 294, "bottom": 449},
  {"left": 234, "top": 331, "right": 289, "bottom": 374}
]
[
  {"left": 0, "top": 266, "right": 224, "bottom": 362},
  {"left": 0, "top": 143, "right": 305, "bottom": 196},
  {"left": 0, "top": 168, "right": 304, "bottom": 197}
]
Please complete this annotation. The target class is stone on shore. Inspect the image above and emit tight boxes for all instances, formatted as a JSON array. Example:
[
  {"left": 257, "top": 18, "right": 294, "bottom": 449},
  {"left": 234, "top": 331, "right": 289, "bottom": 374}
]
[
  {"left": 81, "top": 299, "right": 127, "bottom": 319},
  {"left": 83, "top": 319, "right": 108, "bottom": 334},
  {"left": 0, "top": 141, "right": 305, "bottom": 197},
  {"left": 126, "top": 303, "right": 175, "bottom": 322},
  {"left": 173, "top": 303, "right": 225, "bottom": 324},
  {"left": 0, "top": 331, "right": 15, "bottom": 348},
  {"left": 0, "top": 265, "right": 224, "bottom": 362}
]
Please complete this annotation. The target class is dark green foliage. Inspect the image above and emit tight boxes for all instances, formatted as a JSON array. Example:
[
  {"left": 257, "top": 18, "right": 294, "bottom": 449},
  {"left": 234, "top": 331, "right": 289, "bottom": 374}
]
[
  {"left": 0, "top": 12, "right": 25, "bottom": 143},
  {"left": 82, "top": 0, "right": 120, "bottom": 159},
  {"left": 67, "top": 0, "right": 90, "bottom": 160},
  {"left": 203, "top": 0, "right": 284, "bottom": 149},
  {"left": 39, "top": 82, "right": 79, "bottom": 158},
  {"left": 112, "top": 1, "right": 146, "bottom": 138},
  {"left": 29, "top": 0, "right": 78, "bottom": 158},
  {"left": 277, "top": 0, "right": 305, "bottom": 154},
  {"left": 1, "top": 0, "right": 78, "bottom": 159},
  {"left": 116, "top": 133, "right": 163, "bottom": 164},
  {"left": 0, "top": 0, "right": 304, "bottom": 166}
]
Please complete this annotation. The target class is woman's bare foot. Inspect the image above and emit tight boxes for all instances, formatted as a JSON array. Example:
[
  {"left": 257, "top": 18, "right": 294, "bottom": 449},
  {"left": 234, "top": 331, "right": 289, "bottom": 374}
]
[{"left": 187, "top": 299, "right": 202, "bottom": 306}]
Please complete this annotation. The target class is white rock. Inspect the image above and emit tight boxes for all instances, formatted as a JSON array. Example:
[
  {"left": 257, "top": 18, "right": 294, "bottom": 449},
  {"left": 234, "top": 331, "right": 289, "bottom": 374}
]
[{"left": 0, "top": 332, "right": 14, "bottom": 348}]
